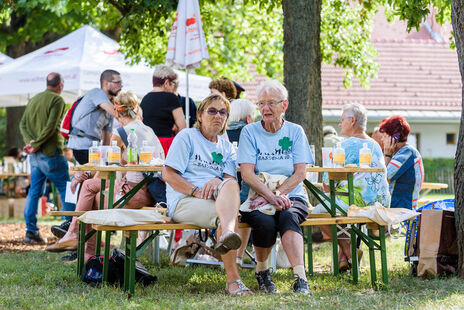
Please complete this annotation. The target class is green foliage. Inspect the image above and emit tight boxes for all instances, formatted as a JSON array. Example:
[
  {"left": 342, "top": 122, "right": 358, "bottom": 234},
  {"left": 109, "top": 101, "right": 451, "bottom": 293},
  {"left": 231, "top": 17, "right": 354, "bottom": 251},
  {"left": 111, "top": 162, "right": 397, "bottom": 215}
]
[{"left": 423, "top": 157, "right": 455, "bottom": 172}]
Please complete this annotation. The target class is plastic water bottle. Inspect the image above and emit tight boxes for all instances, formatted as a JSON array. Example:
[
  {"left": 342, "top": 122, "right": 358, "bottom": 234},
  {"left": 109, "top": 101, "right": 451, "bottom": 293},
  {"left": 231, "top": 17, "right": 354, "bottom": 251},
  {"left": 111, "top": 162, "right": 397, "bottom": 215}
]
[
  {"left": 88, "top": 141, "right": 101, "bottom": 165},
  {"left": 108, "top": 140, "right": 121, "bottom": 165},
  {"left": 359, "top": 143, "right": 372, "bottom": 168},
  {"left": 139, "top": 140, "right": 153, "bottom": 165},
  {"left": 333, "top": 142, "right": 345, "bottom": 168},
  {"left": 126, "top": 129, "right": 138, "bottom": 165}
]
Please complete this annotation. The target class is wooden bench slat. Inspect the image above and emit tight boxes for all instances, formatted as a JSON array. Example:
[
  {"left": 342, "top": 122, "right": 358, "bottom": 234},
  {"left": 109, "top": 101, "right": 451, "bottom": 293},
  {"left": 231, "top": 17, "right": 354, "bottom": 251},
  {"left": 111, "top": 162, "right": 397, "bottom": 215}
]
[{"left": 49, "top": 211, "right": 86, "bottom": 217}]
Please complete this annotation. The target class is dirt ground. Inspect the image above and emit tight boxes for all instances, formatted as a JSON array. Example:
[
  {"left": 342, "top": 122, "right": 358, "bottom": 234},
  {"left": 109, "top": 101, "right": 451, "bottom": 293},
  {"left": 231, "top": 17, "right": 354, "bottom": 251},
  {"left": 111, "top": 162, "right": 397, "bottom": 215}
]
[{"left": 0, "top": 223, "right": 59, "bottom": 252}]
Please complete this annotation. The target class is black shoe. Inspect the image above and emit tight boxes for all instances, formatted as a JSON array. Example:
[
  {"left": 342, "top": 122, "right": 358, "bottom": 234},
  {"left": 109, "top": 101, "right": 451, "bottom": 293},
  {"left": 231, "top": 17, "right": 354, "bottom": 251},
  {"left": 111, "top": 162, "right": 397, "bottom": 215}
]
[
  {"left": 51, "top": 220, "right": 71, "bottom": 239},
  {"left": 293, "top": 276, "right": 311, "bottom": 296},
  {"left": 311, "top": 232, "right": 324, "bottom": 243},
  {"left": 255, "top": 269, "right": 277, "bottom": 293},
  {"left": 24, "top": 231, "right": 46, "bottom": 244},
  {"left": 59, "top": 250, "right": 77, "bottom": 262}
]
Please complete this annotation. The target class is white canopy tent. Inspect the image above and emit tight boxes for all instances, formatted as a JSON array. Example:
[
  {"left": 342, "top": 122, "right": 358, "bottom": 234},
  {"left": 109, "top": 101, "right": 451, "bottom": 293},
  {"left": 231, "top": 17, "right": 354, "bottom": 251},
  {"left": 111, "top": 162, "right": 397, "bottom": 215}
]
[
  {"left": 0, "top": 53, "right": 12, "bottom": 67},
  {"left": 0, "top": 26, "right": 211, "bottom": 107}
]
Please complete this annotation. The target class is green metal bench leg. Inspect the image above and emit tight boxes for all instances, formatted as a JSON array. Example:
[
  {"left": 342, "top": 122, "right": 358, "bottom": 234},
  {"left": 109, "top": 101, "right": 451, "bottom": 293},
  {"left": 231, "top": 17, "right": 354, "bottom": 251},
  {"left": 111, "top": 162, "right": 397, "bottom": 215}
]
[
  {"left": 124, "top": 232, "right": 130, "bottom": 291},
  {"left": 350, "top": 225, "right": 358, "bottom": 283},
  {"left": 77, "top": 221, "right": 86, "bottom": 276},
  {"left": 367, "top": 229, "right": 377, "bottom": 287},
  {"left": 379, "top": 226, "right": 388, "bottom": 285},
  {"left": 129, "top": 231, "right": 137, "bottom": 296},
  {"left": 167, "top": 230, "right": 174, "bottom": 256},
  {"left": 306, "top": 226, "right": 313, "bottom": 276}
]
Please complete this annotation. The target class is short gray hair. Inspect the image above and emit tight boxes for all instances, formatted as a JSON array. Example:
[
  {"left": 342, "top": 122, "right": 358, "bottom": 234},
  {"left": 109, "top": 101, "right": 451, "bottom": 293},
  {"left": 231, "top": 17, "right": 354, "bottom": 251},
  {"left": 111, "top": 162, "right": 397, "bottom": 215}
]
[
  {"left": 227, "top": 99, "right": 256, "bottom": 124},
  {"left": 323, "top": 125, "right": 337, "bottom": 136},
  {"left": 256, "top": 79, "right": 288, "bottom": 101},
  {"left": 342, "top": 103, "right": 367, "bottom": 130}
]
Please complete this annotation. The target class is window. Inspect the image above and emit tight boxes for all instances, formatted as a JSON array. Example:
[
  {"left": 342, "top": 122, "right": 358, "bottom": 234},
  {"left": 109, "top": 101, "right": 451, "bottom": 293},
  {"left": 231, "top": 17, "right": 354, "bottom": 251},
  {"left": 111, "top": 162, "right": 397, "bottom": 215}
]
[{"left": 446, "top": 133, "right": 456, "bottom": 145}]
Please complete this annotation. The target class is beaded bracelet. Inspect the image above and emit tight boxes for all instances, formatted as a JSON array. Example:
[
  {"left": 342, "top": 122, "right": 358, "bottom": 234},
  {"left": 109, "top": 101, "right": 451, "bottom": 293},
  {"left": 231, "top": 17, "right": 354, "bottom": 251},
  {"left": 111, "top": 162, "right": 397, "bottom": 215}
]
[
  {"left": 190, "top": 186, "right": 198, "bottom": 196},
  {"left": 384, "top": 154, "right": 392, "bottom": 158}
]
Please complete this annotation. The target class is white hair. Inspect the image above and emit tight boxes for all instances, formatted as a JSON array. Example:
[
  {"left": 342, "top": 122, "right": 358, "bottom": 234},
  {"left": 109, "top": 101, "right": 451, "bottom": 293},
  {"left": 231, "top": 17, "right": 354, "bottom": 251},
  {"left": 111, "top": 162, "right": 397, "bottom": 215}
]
[
  {"left": 342, "top": 103, "right": 367, "bottom": 130},
  {"left": 256, "top": 79, "right": 288, "bottom": 101},
  {"left": 323, "top": 125, "right": 337, "bottom": 136},
  {"left": 227, "top": 99, "right": 256, "bottom": 124},
  {"left": 153, "top": 64, "right": 176, "bottom": 79}
]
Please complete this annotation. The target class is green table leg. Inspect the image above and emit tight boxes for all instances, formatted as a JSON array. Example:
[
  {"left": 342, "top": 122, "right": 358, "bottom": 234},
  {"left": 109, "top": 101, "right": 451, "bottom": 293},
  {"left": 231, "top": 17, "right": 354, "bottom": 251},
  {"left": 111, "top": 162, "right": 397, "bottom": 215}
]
[
  {"left": 379, "top": 226, "right": 388, "bottom": 285},
  {"left": 102, "top": 172, "right": 115, "bottom": 283},
  {"left": 167, "top": 230, "right": 174, "bottom": 257},
  {"left": 367, "top": 228, "right": 377, "bottom": 287},
  {"left": 77, "top": 221, "right": 86, "bottom": 276},
  {"left": 347, "top": 173, "right": 354, "bottom": 205},
  {"left": 129, "top": 231, "right": 137, "bottom": 296},
  {"left": 153, "top": 233, "right": 160, "bottom": 265},
  {"left": 350, "top": 225, "right": 358, "bottom": 283},
  {"left": 330, "top": 180, "right": 339, "bottom": 275},
  {"left": 96, "top": 179, "right": 107, "bottom": 256},
  {"left": 307, "top": 226, "right": 313, "bottom": 276}
]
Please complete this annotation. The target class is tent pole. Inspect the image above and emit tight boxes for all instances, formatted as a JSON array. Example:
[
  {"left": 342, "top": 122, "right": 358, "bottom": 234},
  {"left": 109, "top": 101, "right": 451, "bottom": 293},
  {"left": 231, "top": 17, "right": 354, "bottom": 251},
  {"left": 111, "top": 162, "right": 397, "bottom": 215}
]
[{"left": 186, "top": 69, "right": 190, "bottom": 128}]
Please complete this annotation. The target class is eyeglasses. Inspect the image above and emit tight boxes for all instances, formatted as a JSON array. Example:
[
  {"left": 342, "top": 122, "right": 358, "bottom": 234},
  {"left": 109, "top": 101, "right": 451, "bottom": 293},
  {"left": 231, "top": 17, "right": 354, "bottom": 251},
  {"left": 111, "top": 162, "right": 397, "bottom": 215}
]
[
  {"left": 170, "top": 80, "right": 178, "bottom": 86},
  {"left": 206, "top": 108, "right": 228, "bottom": 117},
  {"left": 110, "top": 80, "right": 122, "bottom": 85},
  {"left": 256, "top": 99, "right": 284, "bottom": 108}
]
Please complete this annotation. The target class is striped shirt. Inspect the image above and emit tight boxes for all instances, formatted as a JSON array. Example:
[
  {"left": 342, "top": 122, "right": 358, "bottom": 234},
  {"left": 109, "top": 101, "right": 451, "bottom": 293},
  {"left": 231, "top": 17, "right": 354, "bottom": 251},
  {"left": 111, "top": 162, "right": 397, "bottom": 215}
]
[{"left": 387, "top": 144, "right": 424, "bottom": 210}]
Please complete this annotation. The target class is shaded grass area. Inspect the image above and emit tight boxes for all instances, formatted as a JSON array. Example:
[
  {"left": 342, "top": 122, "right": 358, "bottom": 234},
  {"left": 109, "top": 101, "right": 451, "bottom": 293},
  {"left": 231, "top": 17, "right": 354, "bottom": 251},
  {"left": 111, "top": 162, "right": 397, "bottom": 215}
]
[{"left": 1, "top": 219, "right": 464, "bottom": 309}]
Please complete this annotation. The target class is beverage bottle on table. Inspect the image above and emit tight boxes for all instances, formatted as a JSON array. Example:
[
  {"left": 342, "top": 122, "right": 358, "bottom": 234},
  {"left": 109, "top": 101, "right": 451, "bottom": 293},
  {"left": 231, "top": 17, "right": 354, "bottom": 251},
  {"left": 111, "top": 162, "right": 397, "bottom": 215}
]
[
  {"left": 139, "top": 140, "right": 154, "bottom": 165},
  {"left": 333, "top": 142, "right": 345, "bottom": 168},
  {"left": 359, "top": 143, "right": 372, "bottom": 168},
  {"left": 126, "top": 128, "right": 138, "bottom": 165},
  {"left": 88, "top": 141, "right": 101, "bottom": 165},
  {"left": 108, "top": 140, "right": 121, "bottom": 165}
]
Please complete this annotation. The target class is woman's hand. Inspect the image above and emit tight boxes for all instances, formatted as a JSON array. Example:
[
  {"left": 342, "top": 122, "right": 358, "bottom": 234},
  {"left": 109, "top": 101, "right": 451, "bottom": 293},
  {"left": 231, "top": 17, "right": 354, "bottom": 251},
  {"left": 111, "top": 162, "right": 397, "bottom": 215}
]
[
  {"left": 70, "top": 171, "right": 90, "bottom": 193},
  {"left": 268, "top": 193, "right": 293, "bottom": 210},
  {"left": 250, "top": 196, "right": 268, "bottom": 209},
  {"left": 383, "top": 135, "right": 396, "bottom": 156},
  {"left": 200, "top": 177, "right": 222, "bottom": 200}
]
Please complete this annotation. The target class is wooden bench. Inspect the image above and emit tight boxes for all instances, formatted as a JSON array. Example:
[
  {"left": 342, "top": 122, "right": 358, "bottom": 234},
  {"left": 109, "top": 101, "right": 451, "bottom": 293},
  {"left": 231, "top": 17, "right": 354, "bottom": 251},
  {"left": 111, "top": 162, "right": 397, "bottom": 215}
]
[{"left": 87, "top": 215, "right": 388, "bottom": 296}]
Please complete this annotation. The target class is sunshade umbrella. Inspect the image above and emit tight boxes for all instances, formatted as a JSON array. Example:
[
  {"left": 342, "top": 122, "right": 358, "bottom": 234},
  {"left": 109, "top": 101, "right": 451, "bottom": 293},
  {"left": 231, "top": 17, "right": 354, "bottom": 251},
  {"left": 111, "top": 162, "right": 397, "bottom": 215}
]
[
  {"left": 166, "top": 0, "right": 209, "bottom": 127},
  {"left": 0, "top": 52, "right": 12, "bottom": 66}
]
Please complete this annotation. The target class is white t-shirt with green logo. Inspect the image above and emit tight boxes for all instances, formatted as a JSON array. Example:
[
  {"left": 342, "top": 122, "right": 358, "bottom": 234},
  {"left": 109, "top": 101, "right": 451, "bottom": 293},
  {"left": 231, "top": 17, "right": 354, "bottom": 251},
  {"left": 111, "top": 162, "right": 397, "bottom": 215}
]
[
  {"left": 237, "top": 120, "right": 313, "bottom": 201},
  {"left": 164, "top": 128, "right": 237, "bottom": 217}
]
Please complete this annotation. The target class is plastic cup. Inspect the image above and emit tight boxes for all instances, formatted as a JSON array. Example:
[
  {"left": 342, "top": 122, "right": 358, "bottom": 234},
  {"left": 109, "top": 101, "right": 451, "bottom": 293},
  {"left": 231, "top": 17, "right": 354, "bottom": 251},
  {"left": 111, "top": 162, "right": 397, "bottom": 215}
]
[{"left": 322, "top": 147, "right": 333, "bottom": 168}]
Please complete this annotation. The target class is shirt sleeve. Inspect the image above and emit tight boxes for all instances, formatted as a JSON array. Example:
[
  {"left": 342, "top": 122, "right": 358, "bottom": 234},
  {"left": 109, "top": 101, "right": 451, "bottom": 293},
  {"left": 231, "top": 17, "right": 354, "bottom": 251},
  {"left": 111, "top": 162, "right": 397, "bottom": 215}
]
[
  {"left": 237, "top": 126, "right": 257, "bottom": 165},
  {"left": 222, "top": 142, "right": 237, "bottom": 179},
  {"left": 292, "top": 125, "right": 313, "bottom": 164},
  {"left": 164, "top": 130, "right": 191, "bottom": 174},
  {"left": 167, "top": 93, "right": 181, "bottom": 111},
  {"left": 387, "top": 148, "right": 414, "bottom": 182}
]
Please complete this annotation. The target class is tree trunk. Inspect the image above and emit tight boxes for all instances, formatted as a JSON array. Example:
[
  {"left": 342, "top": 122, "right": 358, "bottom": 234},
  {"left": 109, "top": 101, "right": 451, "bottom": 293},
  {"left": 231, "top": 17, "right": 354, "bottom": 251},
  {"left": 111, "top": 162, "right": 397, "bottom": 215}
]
[
  {"left": 6, "top": 107, "right": 26, "bottom": 150},
  {"left": 450, "top": 0, "right": 464, "bottom": 277},
  {"left": 282, "top": 0, "right": 323, "bottom": 167}
]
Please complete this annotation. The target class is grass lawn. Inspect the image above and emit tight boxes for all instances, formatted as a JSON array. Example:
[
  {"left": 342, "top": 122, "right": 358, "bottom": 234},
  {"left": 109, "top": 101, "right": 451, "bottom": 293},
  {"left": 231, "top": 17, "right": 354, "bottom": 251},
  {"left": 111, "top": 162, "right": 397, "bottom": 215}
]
[{"left": 1, "top": 217, "right": 464, "bottom": 309}]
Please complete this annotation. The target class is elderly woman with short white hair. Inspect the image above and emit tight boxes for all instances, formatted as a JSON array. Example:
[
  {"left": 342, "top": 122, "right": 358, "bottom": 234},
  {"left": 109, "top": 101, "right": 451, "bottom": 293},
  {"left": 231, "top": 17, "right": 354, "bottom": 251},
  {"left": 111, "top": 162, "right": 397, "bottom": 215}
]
[
  {"left": 226, "top": 99, "right": 256, "bottom": 143},
  {"left": 238, "top": 79, "right": 313, "bottom": 296},
  {"left": 313, "top": 102, "right": 390, "bottom": 272}
]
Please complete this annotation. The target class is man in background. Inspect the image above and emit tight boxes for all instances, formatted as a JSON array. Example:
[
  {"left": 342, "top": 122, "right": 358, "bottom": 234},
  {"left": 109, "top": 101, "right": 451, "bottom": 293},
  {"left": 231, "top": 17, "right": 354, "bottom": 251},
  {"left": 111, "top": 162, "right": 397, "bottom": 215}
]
[{"left": 20, "top": 72, "right": 73, "bottom": 244}]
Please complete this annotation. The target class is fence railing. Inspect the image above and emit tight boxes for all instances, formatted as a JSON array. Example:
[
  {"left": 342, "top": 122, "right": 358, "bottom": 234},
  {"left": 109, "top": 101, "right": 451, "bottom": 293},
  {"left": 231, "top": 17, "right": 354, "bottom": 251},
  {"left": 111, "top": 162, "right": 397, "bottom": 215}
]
[{"left": 424, "top": 169, "right": 455, "bottom": 194}]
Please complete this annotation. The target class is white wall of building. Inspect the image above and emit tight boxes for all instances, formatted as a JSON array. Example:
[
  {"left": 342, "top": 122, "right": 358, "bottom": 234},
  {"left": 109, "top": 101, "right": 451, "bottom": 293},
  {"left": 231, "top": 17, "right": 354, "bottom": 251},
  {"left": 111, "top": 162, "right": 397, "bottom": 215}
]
[{"left": 323, "top": 120, "right": 460, "bottom": 158}]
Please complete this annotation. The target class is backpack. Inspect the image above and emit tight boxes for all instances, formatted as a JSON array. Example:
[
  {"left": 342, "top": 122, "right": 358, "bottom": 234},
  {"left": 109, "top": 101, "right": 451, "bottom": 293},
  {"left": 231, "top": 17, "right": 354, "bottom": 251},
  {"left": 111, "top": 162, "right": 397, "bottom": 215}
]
[{"left": 60, "top": 96, "right": 83, "bottom": 140}]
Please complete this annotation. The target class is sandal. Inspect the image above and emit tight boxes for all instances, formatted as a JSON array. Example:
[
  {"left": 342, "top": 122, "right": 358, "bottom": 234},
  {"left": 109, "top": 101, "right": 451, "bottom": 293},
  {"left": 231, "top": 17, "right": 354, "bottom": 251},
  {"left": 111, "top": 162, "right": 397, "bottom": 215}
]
[
  {"left": 226, "top": 279, "right": 253, "bottom": 296},
  {"left": 215, "top": 231, "right": 242, "bottom": 255}
]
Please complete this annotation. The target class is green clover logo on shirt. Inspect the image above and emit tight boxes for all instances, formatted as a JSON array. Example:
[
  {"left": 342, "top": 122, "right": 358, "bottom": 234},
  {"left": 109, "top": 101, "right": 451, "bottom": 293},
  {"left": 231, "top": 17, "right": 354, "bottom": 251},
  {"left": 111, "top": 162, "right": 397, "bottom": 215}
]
[
  {"left": 211, "top": 152, "right": 223, "bottom": 164},
  {"left": 279, "top": 137, "right": 293, "bottom": 151}
]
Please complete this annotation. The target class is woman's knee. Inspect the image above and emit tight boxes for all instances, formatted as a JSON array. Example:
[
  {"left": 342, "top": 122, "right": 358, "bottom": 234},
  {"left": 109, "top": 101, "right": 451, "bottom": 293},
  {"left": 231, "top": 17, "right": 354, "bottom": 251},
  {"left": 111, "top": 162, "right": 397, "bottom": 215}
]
[{"left": 219, "top": 178, "right": 239, "bottom": 195}]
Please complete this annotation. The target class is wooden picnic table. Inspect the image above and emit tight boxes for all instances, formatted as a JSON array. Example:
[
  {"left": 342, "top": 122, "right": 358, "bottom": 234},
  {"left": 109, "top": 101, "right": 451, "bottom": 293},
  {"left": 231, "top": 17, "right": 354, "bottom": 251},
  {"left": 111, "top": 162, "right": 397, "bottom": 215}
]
[
  {"left": 303, "top": 166, "right": 388, "bottom": 284},
  {"left": 420, "top": 182, "right": 448, "bottom": 197}
]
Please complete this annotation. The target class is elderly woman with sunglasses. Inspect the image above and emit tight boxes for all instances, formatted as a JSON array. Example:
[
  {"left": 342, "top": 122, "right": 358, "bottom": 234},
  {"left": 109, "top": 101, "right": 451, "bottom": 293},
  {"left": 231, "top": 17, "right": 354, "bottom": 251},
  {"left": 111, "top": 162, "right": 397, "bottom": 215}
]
[
  {"left": 238, "top": 79, "right": 313, "bottom": 296},
  {"left": 162, "top": 93, "right": 251, "bottom": 296}
]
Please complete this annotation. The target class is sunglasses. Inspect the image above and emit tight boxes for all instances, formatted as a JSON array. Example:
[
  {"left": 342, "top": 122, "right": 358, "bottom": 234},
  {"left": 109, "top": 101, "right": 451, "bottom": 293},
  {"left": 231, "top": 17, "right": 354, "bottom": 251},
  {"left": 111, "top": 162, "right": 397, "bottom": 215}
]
[{"left": 206, "top": 108, "right": 228, "bottom": 117}]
